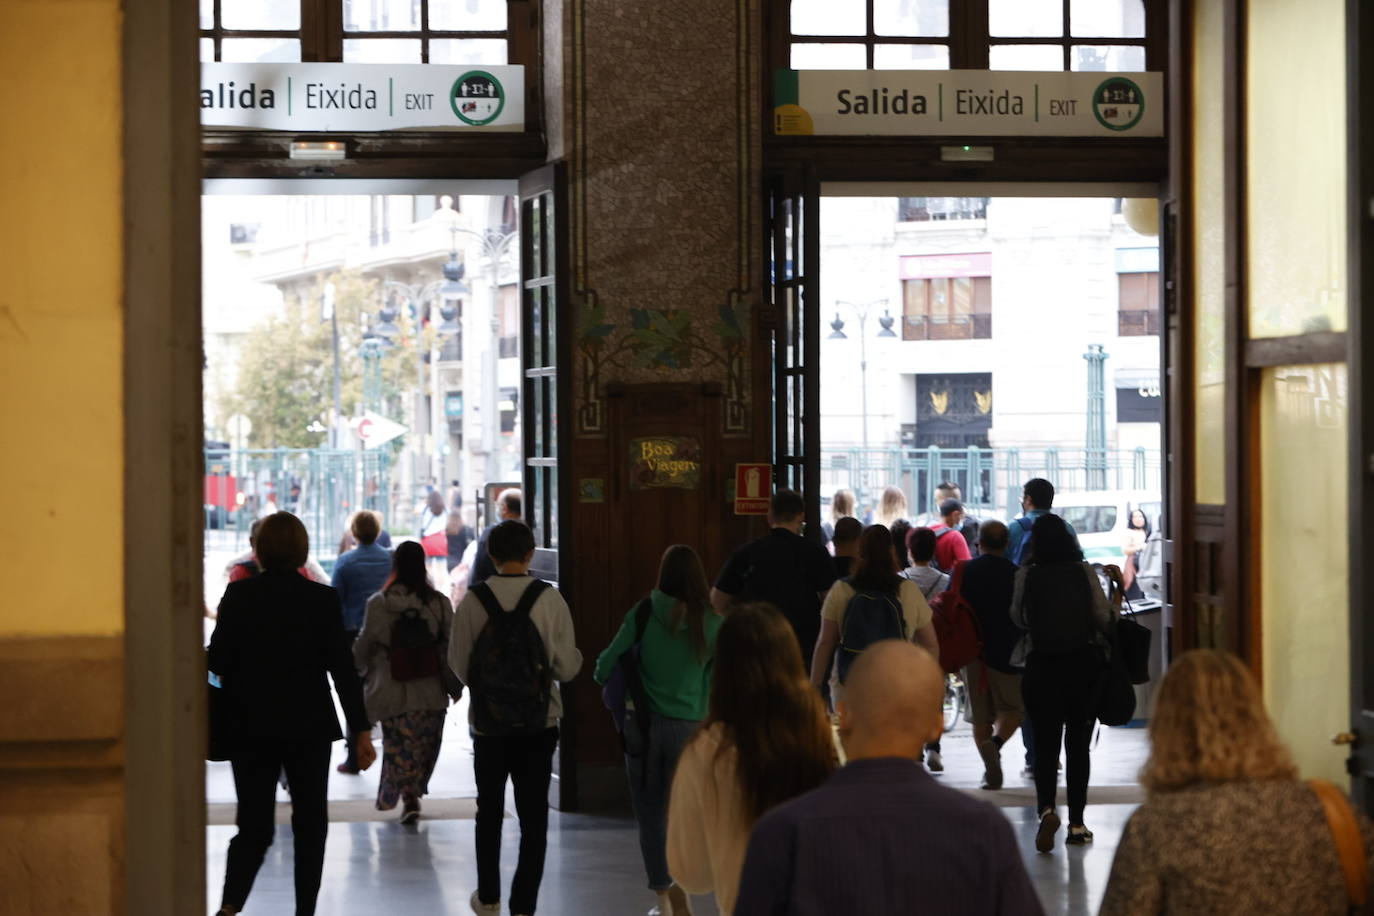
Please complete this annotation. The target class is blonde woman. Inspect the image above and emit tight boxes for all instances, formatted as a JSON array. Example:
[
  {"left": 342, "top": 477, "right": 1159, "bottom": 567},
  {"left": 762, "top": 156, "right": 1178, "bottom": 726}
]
[
  {"left": 1100, "top": 650, "right": 1374, "bottom": 914},
  {"left": 823, "top": 489, "right": 856, "bottom": 546},
  {"left": 874, "top": 486, "right": 909, "bottom": 530}
]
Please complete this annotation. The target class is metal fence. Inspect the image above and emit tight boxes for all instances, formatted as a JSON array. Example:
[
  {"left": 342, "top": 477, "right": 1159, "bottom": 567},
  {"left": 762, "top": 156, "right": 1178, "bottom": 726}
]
[
  {"left": 204, "top": 447, "right": 393, "bottom": 565},
  {"left": 820, "top": 446, "right": 1161, "bottom": 521}
]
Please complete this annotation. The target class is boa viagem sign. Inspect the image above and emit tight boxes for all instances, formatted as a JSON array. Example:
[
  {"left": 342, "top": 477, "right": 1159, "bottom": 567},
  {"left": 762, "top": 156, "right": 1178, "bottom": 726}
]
[
  {"left": 774, "top": 69, "right": 1162, "bottom": 137},
  {"left": 201, "top": 63, "right": 524, "bottom": 131}
]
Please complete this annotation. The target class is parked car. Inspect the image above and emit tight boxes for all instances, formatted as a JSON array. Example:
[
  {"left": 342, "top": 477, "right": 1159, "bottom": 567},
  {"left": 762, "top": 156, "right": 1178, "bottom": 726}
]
[{"left": 1049, "top": 490, "right": 1162, "bottom": 573}]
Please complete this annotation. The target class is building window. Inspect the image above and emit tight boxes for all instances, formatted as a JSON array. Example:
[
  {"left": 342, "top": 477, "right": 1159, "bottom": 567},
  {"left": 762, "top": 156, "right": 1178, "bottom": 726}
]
[
  {"left": 498, "top": 283, "right": 519, "bottom": 358},
  {"left": 368, "top": 195, "right": 391, "bottom": 246},
  {"left": 783, "top": 0, "right": 1154, "bottom": 72},
  {"left": 1118, "top": 271, "right": 1160, "bottom": 336},
  {"left": 898, "top": 197, "right": 988, "bottom": 222},
  {"left": 200, "top": 0, "right": 509, "bottom": 64},
  {"left": 900, "top": 253, "right": 992, "bottom": 340},
  {"left": 914, "top": 372, "right": 992, "bottom": 448},
  {"left": 499, "top": 386, "right": 518, "bottom": 434}
]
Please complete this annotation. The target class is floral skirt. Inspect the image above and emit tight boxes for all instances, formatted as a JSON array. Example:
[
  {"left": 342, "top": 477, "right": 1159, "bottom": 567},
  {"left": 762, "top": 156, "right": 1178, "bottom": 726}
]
[{"left": 376, "top": 709, "right": 446, "bottom": 810}]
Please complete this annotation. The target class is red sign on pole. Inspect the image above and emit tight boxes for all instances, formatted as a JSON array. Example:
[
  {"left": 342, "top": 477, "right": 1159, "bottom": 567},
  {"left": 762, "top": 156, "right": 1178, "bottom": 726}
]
[{"left": 734, "top": 463, "right": 772, "bottom": 515}]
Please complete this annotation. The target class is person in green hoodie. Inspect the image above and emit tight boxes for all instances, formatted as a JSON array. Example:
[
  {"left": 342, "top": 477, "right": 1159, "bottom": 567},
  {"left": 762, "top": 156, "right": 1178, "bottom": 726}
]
[{"left": 595, "top": 544, "right": 723, "bottom": 916}]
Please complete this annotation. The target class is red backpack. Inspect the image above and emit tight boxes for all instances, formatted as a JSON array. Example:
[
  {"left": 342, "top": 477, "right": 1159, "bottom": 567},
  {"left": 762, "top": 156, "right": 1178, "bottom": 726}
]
[{"left": 929, "top": 561, "right": 983, "bottom": 674}]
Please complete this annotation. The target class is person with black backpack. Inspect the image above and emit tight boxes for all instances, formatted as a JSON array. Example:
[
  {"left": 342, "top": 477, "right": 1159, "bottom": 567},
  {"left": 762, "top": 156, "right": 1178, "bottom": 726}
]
[
  {"left": 1009, "top": 514, "right": 1114, "bottom": 855},
  {"left": 810, "top": 525, "right": 939, "bottom": 707},
  {"left": 351, "top": 540, "right": 458, "bottom": 823},
  {"left": 593, "top": 545, "right": 723, "bottom": 916},
  {"left": 450, "top": 520, "right": 581, "bottom": 916}
]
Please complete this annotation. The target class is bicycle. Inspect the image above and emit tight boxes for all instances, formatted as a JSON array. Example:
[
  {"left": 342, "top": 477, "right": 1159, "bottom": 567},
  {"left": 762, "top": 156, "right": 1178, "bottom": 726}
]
[{"left": 943, "top": 671, "right": 967, "bottom": 732}]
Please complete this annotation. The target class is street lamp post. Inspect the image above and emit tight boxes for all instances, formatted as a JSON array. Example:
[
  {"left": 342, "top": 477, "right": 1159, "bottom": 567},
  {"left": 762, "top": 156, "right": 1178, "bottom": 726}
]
[{"left": 829, "top": 299, "right": 898, "bottom": 499}]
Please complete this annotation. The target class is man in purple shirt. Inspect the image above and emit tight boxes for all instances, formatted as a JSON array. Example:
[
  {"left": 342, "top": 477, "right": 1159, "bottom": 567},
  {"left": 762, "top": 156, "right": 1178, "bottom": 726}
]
[{"left": 733, "top": 641, "right": 1045, "bottom": 916}]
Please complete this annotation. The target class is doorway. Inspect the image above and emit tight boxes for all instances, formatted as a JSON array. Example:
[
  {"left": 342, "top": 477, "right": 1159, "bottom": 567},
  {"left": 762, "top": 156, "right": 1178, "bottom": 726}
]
[
  {"left": 200, "top": 181, "right": 523, "bottom": 825},
  {"left": 810, "top": 184, "right": 1168, "bottom": 795}
]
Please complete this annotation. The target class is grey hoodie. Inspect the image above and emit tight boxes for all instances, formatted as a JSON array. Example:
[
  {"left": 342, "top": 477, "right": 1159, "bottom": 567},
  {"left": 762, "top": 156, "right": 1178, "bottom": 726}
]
[{"left": 352, "top": 585, "right": 454, "bottom": 723}]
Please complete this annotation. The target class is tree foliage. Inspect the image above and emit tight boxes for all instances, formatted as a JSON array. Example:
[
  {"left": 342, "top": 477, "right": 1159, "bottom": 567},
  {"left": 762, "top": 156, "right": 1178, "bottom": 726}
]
[{"left": 223, "top": 270, "right": 419, "bottom": 449}]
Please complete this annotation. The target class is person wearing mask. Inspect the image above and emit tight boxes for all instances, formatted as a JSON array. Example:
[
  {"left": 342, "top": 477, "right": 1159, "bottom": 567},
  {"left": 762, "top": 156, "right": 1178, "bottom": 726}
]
[
  {"left": 452, "top": 520, "right": 581, "bottom": 916},
  {"left": 594, "top": 545, "right": 724, "bottom": 916},
  {"left": 330, "top": 510, "right": 395, "bottom": 775},
  {"left": 209, "top": 512, "right": 375, "bottom": 916},
  {"left": 466, "top": 488, "right": 523, "bottom": 589},
  {"left": 710, "top": 490, "right": 837, "bottom": 668},
  {"left": 873, "top": 485, "right": 909, "bottom": 530},
  {"left": 734, "top": 641, "right": 1044, "bottom": 916},
  {"left": 958, "top": 521, "right": 1023, "bottom": 791},
  {"left": 1101, "top": 650, "right": 1374, "bottom": 914},
  {"left": 1010, "top": 513, "right": 1113, "bottom": 853},
  {"left": 811, "top": 525, "right": 940, "bottom": 705},
  {"left": 830, "top": 517, "right": 863, "bottom": 578},
  {"left": 932, "top": 498, "right": 973, "bottom": 572},
  {"left": 351, "top": 541, "right": 456, "bottom": 823},
  {"left": 666, "top": 603, "right": 837, "bottom": 916}
]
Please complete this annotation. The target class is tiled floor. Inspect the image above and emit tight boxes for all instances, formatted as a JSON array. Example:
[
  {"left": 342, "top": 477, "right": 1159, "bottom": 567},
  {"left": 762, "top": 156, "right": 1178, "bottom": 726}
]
[{"left": 207, "top": 721, "right": 1146, "bottom": 914}]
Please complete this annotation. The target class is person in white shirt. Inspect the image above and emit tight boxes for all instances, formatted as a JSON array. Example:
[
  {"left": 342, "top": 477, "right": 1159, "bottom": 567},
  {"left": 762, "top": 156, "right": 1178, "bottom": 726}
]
[{"left": 450, "top": 520, "right": 581, "bottom": 916}]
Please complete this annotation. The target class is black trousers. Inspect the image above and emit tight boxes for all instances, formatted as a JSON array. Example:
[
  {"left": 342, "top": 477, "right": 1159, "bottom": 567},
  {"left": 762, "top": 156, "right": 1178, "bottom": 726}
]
[
  {"left": 222, "top": 739, "right": 333, "bottom": 916},
  {"left": 474, "top": 727, "right": 559, "bottom": 915},
  {"left": 1021, "top": 647, "right": 1101, "bottom": 825},
  {"left": 339, "top": 630, "right": 360, "bottom": 769}
]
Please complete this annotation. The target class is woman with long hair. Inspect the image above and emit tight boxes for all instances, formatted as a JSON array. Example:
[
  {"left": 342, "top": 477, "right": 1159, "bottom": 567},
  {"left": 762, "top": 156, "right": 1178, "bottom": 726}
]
[
  {"left": 823, "top": 488, "right": 857, "bottom": 547},
  {"left": 594, "top": 545, "right": 724, "bottom": 916},
  {"left": 1010, "top": 513, "right": 1113, "bottom": 853},
  {"left": 811, "top": 525, "right": 940, "bottom": 700},
  {"left": 874, "top": 485, "right": 909, "bottom": 530},
  {"left": 1121, "top": 508, "right": 1152, "bottom": 598},
  {"left": 352, "top": 540, "right": 456, "bottom": 823},
  {"left": 1101, "top": 650, "right": 1374, "bottom": 914},
  {"left": 667, "top": 603, "right": 837, "bottom": 915},
  {"left": 210, "top": 512, "right": 375, "bottom": 916},
  {"left": 418, "top": 488, "right": 450, "bottom": 588}
]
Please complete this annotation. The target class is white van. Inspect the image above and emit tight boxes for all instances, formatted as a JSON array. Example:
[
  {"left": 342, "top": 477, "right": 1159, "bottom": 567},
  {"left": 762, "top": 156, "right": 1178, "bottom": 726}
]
[{"left": 1046, "top": 490, "right": 1162, "bottom": 572}]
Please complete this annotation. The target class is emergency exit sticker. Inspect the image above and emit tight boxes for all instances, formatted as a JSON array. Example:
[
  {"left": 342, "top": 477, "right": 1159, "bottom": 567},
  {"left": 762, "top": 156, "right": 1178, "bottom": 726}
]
[{"left": 734, "top": 464, "right": 772, "bottom": 516}]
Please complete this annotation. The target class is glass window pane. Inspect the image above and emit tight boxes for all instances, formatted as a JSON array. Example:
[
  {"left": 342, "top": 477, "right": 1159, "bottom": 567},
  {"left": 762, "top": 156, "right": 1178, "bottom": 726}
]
[
  {"left": 1247, "top": 0, "right": 1347, "bottom": 337},
  {"left": 221, "top": 0, "right": 300, "bottom": 30},
  {"left": 873, "top": 44, "right": 950, "bottom": 69},
  {"left": 1071, "top": 44, "right": 1146, "bottom": 71},
  {"left": 875, "top": 0, "right": 949, "bottom": 36},
  {"left": 200, "top": 0, "right": 214, "bottom": 29},
  {"left": 344, "top": 38, "right": 423, "bottom": 63},
  {"left": 430, "top": 0, "right": 508, "bottom": 31},
  {"left": 200, "top": 38, "right": 216, "bottom": 62},
  {"left": 791, "top": 43, "right": 867, "bottom": 69},
  {"left": 989, "top": 0, "right": 1062, "bottom": 37},
  {"left": 220, "top": 38, "right": 301, "bottom": 62},
  {"left": 989, "top": 44, "right": 1063, "bottom": 71},
  {"left": 1071, "top": 0, "right": 1145, "bottom": 38},
  {"left": 430, "top": 38, "right": 509, "bottom": 66},
  {"left": 792, "top": 0, "right": 865, "bottom": 35},
  {"left": 344, "top": 0, "right": 419, "bottom": 31}
]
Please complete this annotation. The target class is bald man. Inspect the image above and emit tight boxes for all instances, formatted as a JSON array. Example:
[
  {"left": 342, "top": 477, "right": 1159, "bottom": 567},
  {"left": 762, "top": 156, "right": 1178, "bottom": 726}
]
[{"left": 734, "top": 642, "right": 1044, "bottom": 916}]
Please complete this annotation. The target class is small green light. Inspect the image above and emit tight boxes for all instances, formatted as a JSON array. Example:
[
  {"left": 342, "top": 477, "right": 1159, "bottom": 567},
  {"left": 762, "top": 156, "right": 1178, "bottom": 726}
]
[{"left": 963, "top": 145, "right": 971, "bottom": 151}]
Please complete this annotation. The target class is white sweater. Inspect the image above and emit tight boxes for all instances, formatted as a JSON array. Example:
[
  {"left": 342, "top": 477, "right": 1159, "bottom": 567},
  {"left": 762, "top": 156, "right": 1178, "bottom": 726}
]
[
  {"left": 667, "top": 724, "right": 751, "bottom": 916},
  {"left": 449, "top": 573, "right": 582, "bottom": 731}
]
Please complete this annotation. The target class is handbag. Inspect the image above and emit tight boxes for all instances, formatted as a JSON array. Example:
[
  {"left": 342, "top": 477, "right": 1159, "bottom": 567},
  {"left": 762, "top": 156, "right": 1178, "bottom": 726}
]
[
  {"left": 1117, "top": 607, "right": 1152, "bottom": 685},
  {"left": 1310, "top": 779, "right": 1370, "bottom": 912},
  {"left": 601, "top": 598, "right": 654, "bottom": 759},
  {"left": 1096, "top": 623, "right": 1137, "bottom": 727},
  {"left": 420, "top": 530, "right": 448, "bottom": 557}
]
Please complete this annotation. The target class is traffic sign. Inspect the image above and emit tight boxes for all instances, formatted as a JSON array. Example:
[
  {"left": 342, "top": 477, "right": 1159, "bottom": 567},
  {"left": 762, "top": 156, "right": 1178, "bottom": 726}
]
[{"left": 351, "top": 412, "right": 408, "bottom": 448}]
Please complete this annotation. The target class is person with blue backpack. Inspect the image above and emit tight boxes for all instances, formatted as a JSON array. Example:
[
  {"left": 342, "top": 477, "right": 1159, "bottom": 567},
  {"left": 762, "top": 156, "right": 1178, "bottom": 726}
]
[
  {"left": 594, "top": 545, "right": 723, "bottom": 916},
  {"left": 810, "top": 525, "right": 939, "bottom": 707},
  {"left": 451, "top": 520, "right": 582, "bottom": 916}
]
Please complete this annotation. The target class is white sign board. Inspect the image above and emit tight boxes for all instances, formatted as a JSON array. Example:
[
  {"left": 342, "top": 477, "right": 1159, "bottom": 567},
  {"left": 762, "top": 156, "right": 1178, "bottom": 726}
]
[
  {"left": 775, "top": 70, "right": 1162, "bottom": 137},
  {"left": 201, "top": 63, "right": 524, "bottom": 132},
  {"left": 351, "top": 412, "right": 408, "bottom": 448}
]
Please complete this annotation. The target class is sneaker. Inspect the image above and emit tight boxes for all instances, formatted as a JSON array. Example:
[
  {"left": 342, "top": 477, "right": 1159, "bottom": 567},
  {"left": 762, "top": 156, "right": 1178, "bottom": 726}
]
[
  {"left": 470, "top": 890, "right": 500, "bottom": 916},
  {"left": 400, "top": 798, "right": 421, "bottom": 825},
  {"left": 1065, "top": 825, "right": 1094, "bottom": 846},
  {"left": 1035, "top": 809, "right": 1061, "bottom": 854},
  {"left": 977, "top": 739, "right": 1003, "bottom": 790},
  {"left": 925, "top": 749, "right": 944, "bottom": 772}
]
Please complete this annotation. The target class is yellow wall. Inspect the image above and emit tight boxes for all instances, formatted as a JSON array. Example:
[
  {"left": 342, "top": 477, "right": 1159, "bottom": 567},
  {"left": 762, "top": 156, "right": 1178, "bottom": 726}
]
[
  {"left": 0, "top": 0, "right": 124, "bottom": 637},
  {"left": 1191, "top": 0, "right": 1226, "bottom": 504}
]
